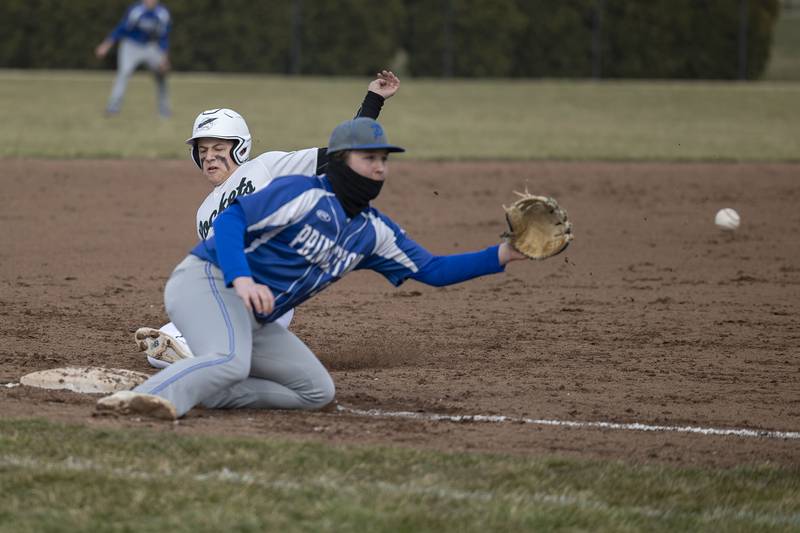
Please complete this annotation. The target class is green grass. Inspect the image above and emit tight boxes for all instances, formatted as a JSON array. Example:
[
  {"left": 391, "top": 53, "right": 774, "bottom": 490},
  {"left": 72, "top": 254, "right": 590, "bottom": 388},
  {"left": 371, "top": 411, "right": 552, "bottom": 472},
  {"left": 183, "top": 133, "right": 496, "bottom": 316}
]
[
  {"left": 1, "top": 69, "right": 798, "bottom": 161},
  {"left": 0, "top": 419, "right": 798, "bottom": 533}
]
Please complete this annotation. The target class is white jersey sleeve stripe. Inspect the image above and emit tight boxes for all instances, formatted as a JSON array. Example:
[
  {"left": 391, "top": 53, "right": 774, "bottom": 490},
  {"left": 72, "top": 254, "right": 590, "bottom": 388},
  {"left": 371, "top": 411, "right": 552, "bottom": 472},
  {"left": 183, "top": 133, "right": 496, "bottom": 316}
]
[
  {"left": 128, "top": 6, "right": 144, "bottom": 26},
  {"left": 247, "top": 187, "right": 333, "bottom": 232},
  {"left": 244, "top": 227, "right": 284, "bottom": 254},
  {"left": 368, "top": 213, "right": 420, "bottom": 273}
]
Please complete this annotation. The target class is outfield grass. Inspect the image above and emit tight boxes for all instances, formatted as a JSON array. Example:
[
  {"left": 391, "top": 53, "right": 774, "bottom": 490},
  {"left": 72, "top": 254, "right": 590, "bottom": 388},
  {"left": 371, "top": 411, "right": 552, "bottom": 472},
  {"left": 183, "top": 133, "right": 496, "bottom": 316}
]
[
  {"left": 1, "top": 70, "right": 798, "bottom": 161},
  {"left": 0, "top": 419, "right": 798, "bottom": 533}
]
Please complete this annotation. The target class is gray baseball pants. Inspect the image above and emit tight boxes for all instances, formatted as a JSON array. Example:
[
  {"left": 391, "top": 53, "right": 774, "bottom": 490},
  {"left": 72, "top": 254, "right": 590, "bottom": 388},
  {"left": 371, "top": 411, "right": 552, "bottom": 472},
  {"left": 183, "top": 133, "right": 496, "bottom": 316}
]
[
  {"left": 106, "top": 38, "right": 170, "bottom": 116},
  {"left": 133, "top": 255, "right": 335, "bottom": 417}
]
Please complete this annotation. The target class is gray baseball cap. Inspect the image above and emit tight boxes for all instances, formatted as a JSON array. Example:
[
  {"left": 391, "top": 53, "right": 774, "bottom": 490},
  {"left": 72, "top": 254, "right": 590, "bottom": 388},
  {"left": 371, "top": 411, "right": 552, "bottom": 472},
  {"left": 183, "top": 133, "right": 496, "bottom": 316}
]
[{"left": 327, "top": 117, "right": 405, "bottom": 154}]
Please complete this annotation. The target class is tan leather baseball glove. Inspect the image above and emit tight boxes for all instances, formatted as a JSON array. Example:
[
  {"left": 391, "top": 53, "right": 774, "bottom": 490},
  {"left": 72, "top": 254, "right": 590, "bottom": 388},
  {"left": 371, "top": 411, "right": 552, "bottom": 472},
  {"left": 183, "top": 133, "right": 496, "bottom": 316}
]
[{"left": 501, "top": 192, "right": 573, "bottom": 259}]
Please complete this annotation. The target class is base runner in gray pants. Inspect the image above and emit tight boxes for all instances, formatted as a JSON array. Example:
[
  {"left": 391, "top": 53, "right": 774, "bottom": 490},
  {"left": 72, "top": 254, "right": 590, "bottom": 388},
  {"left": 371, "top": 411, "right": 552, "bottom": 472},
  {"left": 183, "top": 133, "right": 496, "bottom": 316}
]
[{"left": 95, "top": 117, "right": 531, "bottom": 420}]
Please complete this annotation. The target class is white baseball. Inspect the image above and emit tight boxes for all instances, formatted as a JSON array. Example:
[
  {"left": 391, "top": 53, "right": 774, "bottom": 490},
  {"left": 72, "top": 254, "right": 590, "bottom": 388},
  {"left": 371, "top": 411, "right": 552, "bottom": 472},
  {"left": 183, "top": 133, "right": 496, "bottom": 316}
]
[{"left": 715, "top": 208, "right": 740, "bottom": 231}]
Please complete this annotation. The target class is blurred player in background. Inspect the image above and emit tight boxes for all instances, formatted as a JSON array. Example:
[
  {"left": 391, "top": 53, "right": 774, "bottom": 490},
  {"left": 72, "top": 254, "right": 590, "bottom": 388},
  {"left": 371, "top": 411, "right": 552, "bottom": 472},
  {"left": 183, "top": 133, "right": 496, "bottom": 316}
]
[
  {"left": 95, "top": 0, "right": 172, "bottom": 117},
  {"left": 134, "top": 71, "right": 401, "bottom": 369},
  {"left": 96, "top": 117, "right": 527, "bottom": 420}
]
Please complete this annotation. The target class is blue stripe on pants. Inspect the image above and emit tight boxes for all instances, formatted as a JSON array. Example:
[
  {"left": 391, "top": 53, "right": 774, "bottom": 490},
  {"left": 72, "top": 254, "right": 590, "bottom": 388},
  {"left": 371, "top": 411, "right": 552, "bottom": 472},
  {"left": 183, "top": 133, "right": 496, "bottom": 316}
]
[{"left": 151, "top": 262, "right": 237, "bottom": 394}]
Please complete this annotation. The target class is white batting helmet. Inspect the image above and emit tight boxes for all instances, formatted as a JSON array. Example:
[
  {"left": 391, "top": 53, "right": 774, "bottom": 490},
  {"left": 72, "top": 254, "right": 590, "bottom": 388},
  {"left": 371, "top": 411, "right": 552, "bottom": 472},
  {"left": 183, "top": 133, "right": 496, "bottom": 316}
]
[{"left": 186, "top": 108, "right": 252, "bottom": 168}]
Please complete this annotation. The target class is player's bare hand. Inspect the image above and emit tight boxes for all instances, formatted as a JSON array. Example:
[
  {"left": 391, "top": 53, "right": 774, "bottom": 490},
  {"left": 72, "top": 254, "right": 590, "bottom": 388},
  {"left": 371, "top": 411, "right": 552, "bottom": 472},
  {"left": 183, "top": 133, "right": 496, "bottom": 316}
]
[
  {"left": 232, "top": 276, "right": 274, "bottom": 315},
  {"left": 158, "top": 56, "right": 171, "bottom": 74},
  {"left": 498, "top": 242, "right": 528, "bottom": 265},
  {"left": 368, "top": 70, "right": 400, "bottom": 99},
  {"left": 95, "top": 40, "right": 112, "bottom": 59}
]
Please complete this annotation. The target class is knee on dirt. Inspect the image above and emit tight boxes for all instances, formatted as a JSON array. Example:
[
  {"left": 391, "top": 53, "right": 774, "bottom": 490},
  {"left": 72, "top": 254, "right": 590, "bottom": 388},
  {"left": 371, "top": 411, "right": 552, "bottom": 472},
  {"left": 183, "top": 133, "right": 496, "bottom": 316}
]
[{"left": 302, "top": 374, "right": 336, "bottom": 410}]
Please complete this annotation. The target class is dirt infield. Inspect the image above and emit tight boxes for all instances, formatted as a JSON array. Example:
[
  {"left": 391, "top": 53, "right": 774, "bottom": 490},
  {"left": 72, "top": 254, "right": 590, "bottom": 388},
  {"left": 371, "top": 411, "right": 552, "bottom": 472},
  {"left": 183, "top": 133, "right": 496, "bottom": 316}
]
[{"left": 2, "top": 159, "right": 798, "bottom": 467}]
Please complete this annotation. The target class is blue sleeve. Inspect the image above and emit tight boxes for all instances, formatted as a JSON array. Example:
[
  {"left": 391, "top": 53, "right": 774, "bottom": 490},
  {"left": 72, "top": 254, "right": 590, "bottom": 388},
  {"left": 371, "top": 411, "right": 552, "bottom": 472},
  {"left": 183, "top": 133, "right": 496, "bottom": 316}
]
[
  {"left": 409, "top": 245, "right": 505, "bottom": 287},
  {"left": 357, "top": 213, "right": 434, "bottom": 286},
  {"left": 109, "top": 5, "right": 133, "bottom": 42},
  {"left": 213, "top": 203, "right": 252, "bottom": 286},
  {"left": 159, "top": 10, "right": 171, "bottom": 51}
]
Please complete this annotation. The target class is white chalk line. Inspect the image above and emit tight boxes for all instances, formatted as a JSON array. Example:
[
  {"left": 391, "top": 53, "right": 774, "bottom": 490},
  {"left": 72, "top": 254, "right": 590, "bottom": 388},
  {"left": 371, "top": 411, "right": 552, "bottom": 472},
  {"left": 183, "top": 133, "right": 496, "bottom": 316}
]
[
  {"left": 2, "top": 380, "right": 796, "bottom": 439},
  {"left": 336, "top": 405, "right": 800, "bottom": 440},
  {"left": 3, "top": 379, "right": 797, "bottom": 439},
  {"left": 2, "top": 455, "right": 798, "bottom": 527}
]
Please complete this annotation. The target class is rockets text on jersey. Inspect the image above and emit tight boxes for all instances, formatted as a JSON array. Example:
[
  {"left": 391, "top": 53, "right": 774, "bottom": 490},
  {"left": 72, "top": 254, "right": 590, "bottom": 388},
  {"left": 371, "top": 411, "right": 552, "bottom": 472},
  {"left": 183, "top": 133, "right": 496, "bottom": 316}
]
[
  {"left": 198, "top": 176, "right": 256, "bottom": 239},
  {"left": 195, "top": 149, "right": 320, "bottom": 240}
]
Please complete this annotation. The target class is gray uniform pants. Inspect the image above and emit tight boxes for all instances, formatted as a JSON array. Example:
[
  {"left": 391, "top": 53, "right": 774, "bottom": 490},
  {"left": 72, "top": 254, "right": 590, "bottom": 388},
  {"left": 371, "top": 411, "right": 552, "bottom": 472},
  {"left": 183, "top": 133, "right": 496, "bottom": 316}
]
[
  {"left": 133, "top": 255, "right": 335, "bottom": 417},
  {"left": 107, "top": 38, "right": 170, "bottom": 116}
]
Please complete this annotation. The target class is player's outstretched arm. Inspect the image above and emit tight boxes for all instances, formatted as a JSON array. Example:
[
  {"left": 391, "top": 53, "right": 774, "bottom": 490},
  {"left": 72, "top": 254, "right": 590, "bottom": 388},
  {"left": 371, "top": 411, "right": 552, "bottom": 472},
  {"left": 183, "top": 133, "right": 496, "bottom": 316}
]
[
  {"left": 413, "top": 244, "right": 527, "bottom": 288},
  {"left": 353, "top": 70, "right": 399, "bottom": 120},
  {"left": 367, "top": 70, "right": 400, "bottom": 100},
  {"left": 404, "top": 246, "right": 504, "bottom": 288}
]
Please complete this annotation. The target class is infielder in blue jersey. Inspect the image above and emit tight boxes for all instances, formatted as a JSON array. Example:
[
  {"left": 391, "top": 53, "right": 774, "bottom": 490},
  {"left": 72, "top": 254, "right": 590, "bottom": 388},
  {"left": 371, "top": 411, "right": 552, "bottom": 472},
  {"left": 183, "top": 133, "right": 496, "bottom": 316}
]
[
  {"left": 95, "top": 0, "right": 172, "bottom": 117},
  {"left": 133, "top": 71, "right": 401, "bottom": 369},
  {"left": 96, "top": 118, "right": 528, "bottom": 420}
]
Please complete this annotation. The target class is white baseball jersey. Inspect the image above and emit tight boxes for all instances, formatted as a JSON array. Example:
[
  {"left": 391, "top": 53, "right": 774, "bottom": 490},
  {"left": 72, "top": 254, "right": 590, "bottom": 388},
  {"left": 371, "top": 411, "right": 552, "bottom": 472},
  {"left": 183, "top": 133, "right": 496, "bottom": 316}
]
[{"left": 196, "top": 148, "right": 319, "bottom": 240}]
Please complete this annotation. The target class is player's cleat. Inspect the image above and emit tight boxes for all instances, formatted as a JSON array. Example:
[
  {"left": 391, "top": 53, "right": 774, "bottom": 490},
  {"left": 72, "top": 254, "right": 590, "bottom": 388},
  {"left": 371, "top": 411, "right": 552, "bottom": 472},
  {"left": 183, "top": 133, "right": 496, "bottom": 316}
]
[
  {"left": 134, "top": 327, "right": 192, "bottom": 368},
  {"left": 318, "top": 399, "right": 340, "bottom": 413},
  {"left": 95, "top": 391, "right": 177, "bottom": 420}
]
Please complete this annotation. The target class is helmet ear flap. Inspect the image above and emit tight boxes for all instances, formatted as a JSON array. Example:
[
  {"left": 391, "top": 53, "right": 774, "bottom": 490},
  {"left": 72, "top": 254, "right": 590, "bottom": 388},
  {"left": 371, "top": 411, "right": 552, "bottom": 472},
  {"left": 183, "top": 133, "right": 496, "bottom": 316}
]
[
  {"left": 191, "top": 142, "right": 202, "bottom": 169},
  {"left": 229, "top": 142, "right": 244, "bottom": 166},
  {"left": 231, "top": 137, "right": 252, "bottom": 166}
]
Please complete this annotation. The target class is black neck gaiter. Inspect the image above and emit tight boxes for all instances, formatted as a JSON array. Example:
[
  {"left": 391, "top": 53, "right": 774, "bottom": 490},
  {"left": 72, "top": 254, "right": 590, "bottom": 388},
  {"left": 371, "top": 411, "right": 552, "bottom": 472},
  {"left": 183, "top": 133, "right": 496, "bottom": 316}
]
[{"left": 327, "top": 159, "right": 384, "bottom": 218}]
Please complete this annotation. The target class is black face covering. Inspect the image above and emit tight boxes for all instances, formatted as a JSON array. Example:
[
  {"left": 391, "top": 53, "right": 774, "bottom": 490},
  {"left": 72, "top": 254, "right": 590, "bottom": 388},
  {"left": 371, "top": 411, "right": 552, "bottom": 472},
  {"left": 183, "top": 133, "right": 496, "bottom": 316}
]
[{"left": 327, "top": 158, "right": 384, "bottom": 218}]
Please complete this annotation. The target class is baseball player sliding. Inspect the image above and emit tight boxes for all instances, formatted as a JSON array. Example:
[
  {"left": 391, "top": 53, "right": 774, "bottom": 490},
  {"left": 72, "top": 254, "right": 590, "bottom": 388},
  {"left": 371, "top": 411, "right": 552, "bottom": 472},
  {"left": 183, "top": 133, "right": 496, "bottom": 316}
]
[
  {"left": 134, "top": 71, "right": 401, "bottom": 369},
  {"left": 96, "top": 117, "right": 528, "bottom": 420}
]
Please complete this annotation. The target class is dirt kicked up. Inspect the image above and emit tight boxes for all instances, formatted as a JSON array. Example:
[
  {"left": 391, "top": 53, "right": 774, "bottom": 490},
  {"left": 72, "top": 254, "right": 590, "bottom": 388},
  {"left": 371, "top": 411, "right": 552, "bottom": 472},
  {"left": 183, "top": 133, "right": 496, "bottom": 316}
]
[{"left": 1, "top": 159, "right": 798, "bottom": 467}]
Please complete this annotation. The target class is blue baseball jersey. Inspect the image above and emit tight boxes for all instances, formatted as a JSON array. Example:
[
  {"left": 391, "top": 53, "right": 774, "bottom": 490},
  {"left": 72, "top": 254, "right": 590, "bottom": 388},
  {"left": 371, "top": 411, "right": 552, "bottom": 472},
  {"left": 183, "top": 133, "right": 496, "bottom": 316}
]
[
  {"left": 110, "top": 2, "right": 171, "bottom": 50},
  {"left": 192, "top": 174, "right": 435, "bottom": 323}
]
